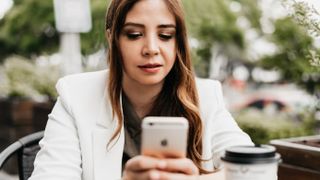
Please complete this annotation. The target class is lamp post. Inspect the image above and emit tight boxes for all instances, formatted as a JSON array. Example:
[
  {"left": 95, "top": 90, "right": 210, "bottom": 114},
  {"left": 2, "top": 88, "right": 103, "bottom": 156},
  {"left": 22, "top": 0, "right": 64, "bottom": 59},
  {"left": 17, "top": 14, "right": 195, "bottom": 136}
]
[{"left": 53, "top": 0, "right": 92, "bottom": 75}]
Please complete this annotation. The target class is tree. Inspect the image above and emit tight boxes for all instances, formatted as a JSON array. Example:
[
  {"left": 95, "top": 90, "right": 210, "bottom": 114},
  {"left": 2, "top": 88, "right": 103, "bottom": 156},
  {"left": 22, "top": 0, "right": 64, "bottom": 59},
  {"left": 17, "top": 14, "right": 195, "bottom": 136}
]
[
  {"left": 182, "top": 0, "right": 262, "bottom": 77},
  {"left": 0, "top": 0, "right": 109, "bottom": 62},
  {"left": 259, "top": 17, "right": 320, "bottom": 94},
  {"left": 282, "top": 0, "right": 320, "bottom": 68},
  {"left": 0, "top": 0, "right": 58, "bottom": 60}
]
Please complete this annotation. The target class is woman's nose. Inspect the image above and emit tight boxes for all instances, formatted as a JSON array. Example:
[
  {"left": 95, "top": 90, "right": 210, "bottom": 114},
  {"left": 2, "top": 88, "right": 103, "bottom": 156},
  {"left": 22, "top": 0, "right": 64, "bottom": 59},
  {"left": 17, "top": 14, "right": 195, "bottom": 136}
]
[{"left": 142, "top": 35, "right": 160, "bottom": 57}]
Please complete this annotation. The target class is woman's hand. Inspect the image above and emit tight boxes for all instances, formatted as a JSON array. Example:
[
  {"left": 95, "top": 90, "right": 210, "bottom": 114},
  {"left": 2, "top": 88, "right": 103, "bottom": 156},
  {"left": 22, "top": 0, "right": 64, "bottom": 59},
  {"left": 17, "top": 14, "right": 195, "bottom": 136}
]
[
  {"left": 123, "top": 155, "right": 199, "bottom": 180},
  {"left": 123, "top": 155, "right": 166, "bottom": 180}
]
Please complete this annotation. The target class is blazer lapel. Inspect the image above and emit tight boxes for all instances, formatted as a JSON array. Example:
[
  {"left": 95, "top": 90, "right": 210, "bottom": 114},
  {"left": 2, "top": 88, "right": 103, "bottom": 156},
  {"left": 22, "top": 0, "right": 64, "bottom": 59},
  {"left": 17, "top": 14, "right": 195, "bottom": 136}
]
[
  {"left": 96, "top": 87, "right": 114, "bottom": 128},
  {"left": 92, "top": 127, "right": 124, "bottom": 180},
  {"left": 92, "top": 88, "right": 125, "bottom": 180}
]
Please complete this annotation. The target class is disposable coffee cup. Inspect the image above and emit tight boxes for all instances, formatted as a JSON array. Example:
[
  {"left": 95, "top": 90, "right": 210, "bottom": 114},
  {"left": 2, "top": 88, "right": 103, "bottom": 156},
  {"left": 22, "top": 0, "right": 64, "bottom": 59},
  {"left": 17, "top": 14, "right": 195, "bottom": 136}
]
[{"left": 221, "top": 145, "right": 281, "bottom": 180}]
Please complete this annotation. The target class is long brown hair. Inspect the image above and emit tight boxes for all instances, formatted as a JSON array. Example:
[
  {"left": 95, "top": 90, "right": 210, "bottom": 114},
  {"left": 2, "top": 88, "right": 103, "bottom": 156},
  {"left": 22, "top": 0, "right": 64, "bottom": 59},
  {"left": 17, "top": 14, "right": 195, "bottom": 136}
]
[{"left": 106, "top": 0, "right": 207, "bottom": 173}]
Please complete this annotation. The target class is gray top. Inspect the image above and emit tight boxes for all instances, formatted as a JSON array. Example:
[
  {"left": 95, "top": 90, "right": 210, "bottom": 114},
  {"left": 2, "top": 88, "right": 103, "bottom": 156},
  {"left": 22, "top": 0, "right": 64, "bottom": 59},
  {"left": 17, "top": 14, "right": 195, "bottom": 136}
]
[{"left": 121, "top": 93, "right": 142, "bottom": 169}]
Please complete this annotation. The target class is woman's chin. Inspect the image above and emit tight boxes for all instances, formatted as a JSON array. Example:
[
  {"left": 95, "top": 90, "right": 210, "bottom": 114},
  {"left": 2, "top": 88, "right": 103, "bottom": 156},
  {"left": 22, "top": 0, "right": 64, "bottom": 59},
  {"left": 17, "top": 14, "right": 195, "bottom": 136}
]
[{"left": 136, "top": 77, "right": 165, "bottom": 87}]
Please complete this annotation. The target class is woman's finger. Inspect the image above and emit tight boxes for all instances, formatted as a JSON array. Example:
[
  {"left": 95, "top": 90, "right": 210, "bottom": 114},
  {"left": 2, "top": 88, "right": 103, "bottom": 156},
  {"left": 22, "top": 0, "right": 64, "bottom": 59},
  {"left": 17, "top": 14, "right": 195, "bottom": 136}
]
[
  {"left": 123, "top": 169, "right": 162, "bottom": 180},
  {"left": 125, "top": 155, "right": 167, "bottom": 172},
  {"left": 158, "top": 171, "right": 198, "bottom": 180},
  {"left": 162, "top": 158, "right": 199, "bottom": 175}
]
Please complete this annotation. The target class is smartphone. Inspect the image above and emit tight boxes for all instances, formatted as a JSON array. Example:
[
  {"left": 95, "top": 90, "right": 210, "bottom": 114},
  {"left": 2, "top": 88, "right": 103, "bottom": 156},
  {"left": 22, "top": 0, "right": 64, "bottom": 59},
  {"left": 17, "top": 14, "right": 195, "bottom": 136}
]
[{"left": 141, "top": 116, "right": 189, "bottom": 158}]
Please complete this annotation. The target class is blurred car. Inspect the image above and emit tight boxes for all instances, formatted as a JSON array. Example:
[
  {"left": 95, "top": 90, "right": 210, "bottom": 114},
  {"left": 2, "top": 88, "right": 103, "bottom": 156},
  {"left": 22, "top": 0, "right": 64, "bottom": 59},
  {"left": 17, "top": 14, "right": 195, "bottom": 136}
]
[{"left": 224, "top": 83, "right": 317, "bottom": 113}]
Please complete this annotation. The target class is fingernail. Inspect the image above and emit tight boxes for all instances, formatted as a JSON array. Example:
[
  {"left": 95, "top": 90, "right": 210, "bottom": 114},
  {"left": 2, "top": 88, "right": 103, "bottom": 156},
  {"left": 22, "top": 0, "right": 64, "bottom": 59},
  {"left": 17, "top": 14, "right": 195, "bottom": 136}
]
[
  {"left": 158, "top": 160, "right": 166, "bottom": 169},
  {"left": 150, "top": 171, "right": 160, "bottom": 179}
]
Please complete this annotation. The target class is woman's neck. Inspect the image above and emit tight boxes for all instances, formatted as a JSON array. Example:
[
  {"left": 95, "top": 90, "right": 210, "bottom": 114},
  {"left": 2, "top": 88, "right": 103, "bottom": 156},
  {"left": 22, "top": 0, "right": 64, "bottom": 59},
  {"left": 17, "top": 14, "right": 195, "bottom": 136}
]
[{"left": 122, "top": 77, "right": 163, "bottom": 119}]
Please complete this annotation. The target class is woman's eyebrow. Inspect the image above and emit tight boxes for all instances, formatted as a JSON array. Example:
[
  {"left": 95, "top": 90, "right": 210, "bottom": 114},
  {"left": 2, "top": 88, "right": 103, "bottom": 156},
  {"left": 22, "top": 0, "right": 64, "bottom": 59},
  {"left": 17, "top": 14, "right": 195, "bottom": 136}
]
[
  {"left": 123, "top": 22, "right": 144, "bottom": 28},
  {"left": 158, "top": 24, "right": 176, "bottom": 29},
  {"left": 123, "top": 22, "right": 176, "bottom": 29}
]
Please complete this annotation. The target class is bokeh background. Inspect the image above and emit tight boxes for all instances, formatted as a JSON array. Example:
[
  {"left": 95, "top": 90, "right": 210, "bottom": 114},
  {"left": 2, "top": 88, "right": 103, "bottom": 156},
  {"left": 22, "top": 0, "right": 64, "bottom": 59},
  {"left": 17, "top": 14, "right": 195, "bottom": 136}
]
[{"left": 0, "top": 0, "right": 319, "bottom": 179}]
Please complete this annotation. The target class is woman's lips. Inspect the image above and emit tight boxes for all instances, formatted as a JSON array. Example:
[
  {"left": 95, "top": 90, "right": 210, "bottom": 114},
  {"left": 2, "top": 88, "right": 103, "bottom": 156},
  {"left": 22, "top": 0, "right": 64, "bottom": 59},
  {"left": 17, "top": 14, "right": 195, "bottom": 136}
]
[{"left": 138, "top": 63, "right": 162, "bottom": 73}]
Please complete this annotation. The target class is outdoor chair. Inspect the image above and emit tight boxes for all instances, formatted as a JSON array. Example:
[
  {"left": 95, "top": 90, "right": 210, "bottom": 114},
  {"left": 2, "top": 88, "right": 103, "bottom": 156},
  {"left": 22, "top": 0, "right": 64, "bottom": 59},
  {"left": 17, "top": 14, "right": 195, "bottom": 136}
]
[{"left": 0, "top": 131, "right": 44, "bottom": 180}]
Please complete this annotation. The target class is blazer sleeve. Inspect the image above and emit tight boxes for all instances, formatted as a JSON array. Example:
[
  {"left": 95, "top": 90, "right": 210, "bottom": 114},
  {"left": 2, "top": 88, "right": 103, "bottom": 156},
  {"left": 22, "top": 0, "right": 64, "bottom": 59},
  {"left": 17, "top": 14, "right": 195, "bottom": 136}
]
[
  {"left": 29, "top": 78, "right": 82, "bottom": 180},
  {"left": 202, "top": 80, "right": 254, "bottom": 169}
]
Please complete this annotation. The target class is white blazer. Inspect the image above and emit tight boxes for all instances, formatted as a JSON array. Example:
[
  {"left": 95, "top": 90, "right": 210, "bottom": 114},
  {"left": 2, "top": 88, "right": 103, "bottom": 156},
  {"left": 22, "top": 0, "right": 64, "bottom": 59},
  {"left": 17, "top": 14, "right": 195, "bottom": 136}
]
[{"left": 29, "top": 70, "right": 252, "bottom": 180}]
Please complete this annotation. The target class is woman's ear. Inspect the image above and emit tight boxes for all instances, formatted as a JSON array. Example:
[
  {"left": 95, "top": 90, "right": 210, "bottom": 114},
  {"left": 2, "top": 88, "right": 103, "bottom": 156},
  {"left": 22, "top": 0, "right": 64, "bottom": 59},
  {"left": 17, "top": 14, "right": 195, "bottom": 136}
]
[{"left": 105, "top": 29, "right": 111, "bottom": 45}]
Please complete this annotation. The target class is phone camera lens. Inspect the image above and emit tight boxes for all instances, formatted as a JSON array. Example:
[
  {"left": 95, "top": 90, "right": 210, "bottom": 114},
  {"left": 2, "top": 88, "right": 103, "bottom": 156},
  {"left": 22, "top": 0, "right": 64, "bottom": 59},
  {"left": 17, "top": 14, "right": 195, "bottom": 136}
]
[
  {"left": 149, "top": 123, "right": 154, "bottom": 126},
  {"left": 161, "top": 139, "right": 168, "bottom": 146}
]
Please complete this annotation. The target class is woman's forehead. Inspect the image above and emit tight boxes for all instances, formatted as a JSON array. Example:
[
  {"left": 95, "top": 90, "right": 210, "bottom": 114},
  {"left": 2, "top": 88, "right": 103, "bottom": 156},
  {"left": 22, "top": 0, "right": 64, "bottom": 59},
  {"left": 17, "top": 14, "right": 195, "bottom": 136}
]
[{"left": 124, "top": 0, "right": 176, "bottom": 25}]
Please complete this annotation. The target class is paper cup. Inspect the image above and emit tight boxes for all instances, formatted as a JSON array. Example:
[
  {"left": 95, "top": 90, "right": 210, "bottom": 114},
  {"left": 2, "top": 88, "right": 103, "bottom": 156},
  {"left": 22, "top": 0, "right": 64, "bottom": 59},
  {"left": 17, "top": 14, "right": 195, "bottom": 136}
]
[{"left": 221, "top": 145, "right": 281, "bottom": 180}]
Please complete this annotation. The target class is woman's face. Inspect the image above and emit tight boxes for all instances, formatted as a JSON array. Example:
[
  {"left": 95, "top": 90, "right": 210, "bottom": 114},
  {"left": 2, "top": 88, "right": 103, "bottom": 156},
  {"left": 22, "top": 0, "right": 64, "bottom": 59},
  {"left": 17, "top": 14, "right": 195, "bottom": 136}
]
[{"left": 119, "top": 0, "right": 177, "bottom": 87}]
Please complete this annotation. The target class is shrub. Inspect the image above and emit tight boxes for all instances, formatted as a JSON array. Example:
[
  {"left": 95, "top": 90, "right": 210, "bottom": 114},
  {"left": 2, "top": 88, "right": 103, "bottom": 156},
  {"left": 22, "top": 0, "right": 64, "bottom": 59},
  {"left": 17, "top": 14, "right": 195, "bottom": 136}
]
[
  {"left": 234, "top": 108, "right": 316, "bottom": 144},
  {"left": 0, "top": 56, "right": 59, "bottom": 101}
]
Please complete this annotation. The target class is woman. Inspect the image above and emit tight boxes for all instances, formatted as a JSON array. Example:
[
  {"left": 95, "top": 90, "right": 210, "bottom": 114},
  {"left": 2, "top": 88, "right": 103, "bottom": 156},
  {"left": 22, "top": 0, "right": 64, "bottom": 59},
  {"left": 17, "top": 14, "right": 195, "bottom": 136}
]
[{"left": 30, "top": 0, "right": 253, "bottom": 179}]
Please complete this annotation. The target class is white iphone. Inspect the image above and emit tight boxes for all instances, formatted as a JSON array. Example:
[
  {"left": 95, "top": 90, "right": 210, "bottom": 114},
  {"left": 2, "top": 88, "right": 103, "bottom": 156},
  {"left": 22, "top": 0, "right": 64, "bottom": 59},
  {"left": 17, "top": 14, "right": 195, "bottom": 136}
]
[{"left": 141, "top": 116, "right": 189, "bottom": 158}]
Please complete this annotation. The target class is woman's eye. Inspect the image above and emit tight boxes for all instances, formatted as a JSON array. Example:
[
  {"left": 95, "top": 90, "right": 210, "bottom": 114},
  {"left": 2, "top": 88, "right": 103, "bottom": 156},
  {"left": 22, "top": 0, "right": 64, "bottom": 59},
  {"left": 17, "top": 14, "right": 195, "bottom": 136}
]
[
  {"left": 159, "top": 34, "right": 174, "bottom": 40},
  {"left": 126, "top": 33, "right": 142, "bottom": 40}
]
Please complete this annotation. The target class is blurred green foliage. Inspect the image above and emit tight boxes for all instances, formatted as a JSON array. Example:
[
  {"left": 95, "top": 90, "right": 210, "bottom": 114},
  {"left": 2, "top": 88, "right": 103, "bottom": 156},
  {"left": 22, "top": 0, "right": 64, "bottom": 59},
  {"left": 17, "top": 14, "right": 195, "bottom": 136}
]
[
  {"left": 0, "top": 56, "right": 59, "bottom": 99},
  {"left": 282, "top": 0, "right": 320, "bottom": 68},
  {"left": 0, "top": 56, "right": 39, "bottom": 98},
  {"left": 81, "top": 0, "right": 109, "bottom": 55},
  {"left": 0, "top": 0, "right": 58, "bottom": 59},
  {"left": 259, "top": 18, "right": 320, "bottom": 94},
  {"left": 0, "top": 0, "right": 319, "bottom": 94},
  {"left": 0, "top": 0, "right": 109, "bottom": 60},
  {"left": 235, "top": 109, "right": 317, "bottom": 144},
  {"left": 182, "top": 0, "right": 257, "bottom": 77}
]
